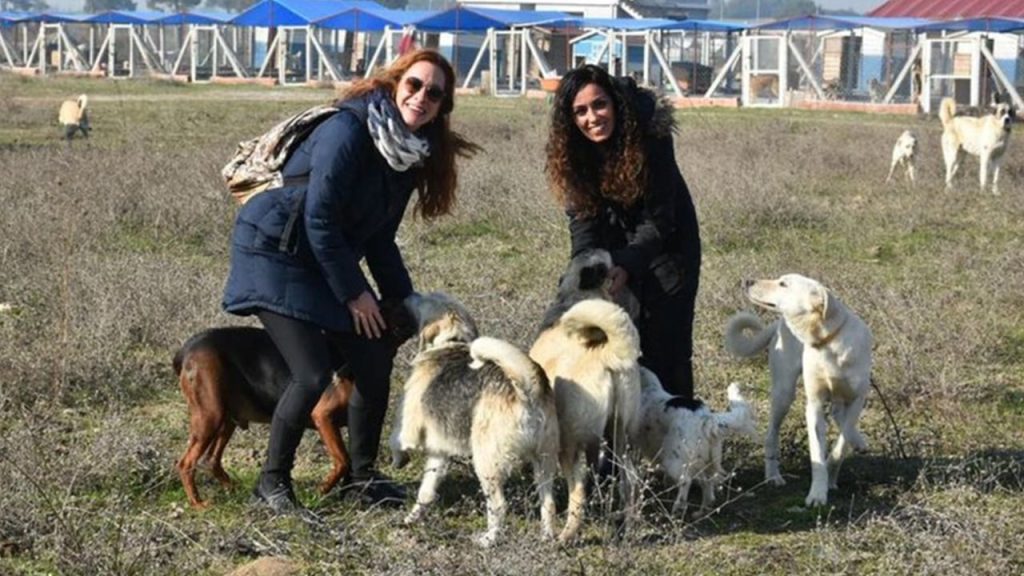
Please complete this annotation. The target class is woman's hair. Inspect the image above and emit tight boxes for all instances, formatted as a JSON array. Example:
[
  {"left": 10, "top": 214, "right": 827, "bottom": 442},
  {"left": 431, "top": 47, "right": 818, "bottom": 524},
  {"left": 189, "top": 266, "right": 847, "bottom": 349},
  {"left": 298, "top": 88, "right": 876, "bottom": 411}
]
[
  {"left": 545, "top": 64, "right": 646, "bottom": 216},
  {"left": 339, "top": 49, "right": 481, "bottom": 219}
]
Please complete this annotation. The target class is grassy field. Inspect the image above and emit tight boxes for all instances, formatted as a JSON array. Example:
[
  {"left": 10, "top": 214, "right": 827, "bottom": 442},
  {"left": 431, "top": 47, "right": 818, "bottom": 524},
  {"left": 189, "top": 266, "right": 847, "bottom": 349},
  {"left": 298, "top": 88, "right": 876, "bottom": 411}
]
[{"left": 1, "top": 72, "right": 1024, "bottom": 575}]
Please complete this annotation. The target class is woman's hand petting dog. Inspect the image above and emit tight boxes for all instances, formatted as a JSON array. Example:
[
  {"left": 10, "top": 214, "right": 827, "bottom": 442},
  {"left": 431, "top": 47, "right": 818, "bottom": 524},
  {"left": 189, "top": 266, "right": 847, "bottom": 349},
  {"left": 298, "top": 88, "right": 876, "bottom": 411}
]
[{"left": 348, "top": 291, "right": 387, "bottom": 339}]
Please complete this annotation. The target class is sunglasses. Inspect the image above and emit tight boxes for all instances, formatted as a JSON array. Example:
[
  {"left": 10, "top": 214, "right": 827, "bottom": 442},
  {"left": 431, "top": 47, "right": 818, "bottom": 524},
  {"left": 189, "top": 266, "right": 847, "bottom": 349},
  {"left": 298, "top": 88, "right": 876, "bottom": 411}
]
[{"left": 403, "top": 76, "right": 445, "bottom": 104}]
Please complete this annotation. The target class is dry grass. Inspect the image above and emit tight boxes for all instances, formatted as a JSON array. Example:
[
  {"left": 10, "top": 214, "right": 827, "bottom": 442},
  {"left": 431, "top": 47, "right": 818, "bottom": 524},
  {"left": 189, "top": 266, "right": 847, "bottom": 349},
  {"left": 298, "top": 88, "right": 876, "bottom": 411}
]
[{"left": 1, "top": 74, "right": 1023, "bottom": 575}]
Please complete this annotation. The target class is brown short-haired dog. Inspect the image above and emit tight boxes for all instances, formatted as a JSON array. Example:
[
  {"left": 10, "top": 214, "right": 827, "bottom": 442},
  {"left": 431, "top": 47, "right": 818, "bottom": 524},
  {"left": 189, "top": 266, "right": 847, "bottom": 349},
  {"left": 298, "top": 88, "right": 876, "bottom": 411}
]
[{"left": 174, "top": 300, "right": 415, "bottom": 509}]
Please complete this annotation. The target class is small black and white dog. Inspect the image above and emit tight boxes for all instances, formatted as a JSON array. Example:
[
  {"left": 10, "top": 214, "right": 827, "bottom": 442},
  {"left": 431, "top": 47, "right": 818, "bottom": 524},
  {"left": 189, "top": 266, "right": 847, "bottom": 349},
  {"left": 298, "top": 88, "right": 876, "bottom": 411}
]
[{"left": 635, "top": 368, "right": 756, "bottom": 517}]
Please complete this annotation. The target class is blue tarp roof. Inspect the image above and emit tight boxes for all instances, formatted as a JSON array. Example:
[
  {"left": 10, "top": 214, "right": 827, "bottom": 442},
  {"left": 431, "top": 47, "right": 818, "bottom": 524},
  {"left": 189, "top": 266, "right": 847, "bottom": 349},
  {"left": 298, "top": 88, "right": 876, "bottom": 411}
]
[
  {"left": 231, "top": 0, "right": 384, "bottom": 27},
  {"left": 315, "top": 7, "right": 426, "bottom": 31},
  {"left": 915, "top": 17, "right": 1024, "bottom": 33},
  {"left": 14, "top": 11, "right": 90, "bottom": 23},
  {"left": 0, "top": 10, "right": 31, "bottom": 24},
  {"left": 412, "top": 6, "right": 573, "bottom": 32},
  {"left": 756, "top": 14, "right": 928, "bottom": 30},
  {"left": 85, "top": 10, "right": 167, "bottom": 24},
  {"left": 657, "top": 19, "right": 745, "bottom": 32},
  {"left": 577, "top": 18, "right": 677, "bottom": 30},
  {"left": 153, "top": 11, "right": 234, "bottom": 25}
]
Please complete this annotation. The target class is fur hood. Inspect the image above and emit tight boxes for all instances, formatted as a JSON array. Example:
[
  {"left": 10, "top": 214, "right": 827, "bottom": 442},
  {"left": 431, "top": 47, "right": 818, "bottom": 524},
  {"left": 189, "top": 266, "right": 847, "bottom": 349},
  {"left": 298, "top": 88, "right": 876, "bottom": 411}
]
[{"left": 614, "top": 77, "right": 677, "bottom": 140}]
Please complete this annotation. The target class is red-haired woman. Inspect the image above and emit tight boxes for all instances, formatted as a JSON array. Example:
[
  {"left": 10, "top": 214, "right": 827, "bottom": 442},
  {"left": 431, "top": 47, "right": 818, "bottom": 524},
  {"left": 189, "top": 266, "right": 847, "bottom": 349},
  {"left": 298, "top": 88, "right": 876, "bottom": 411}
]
[
  {"left": 546, "top": 64, "right": 701, "bottom": 400},
  {"left": 223, "top": 50, "right": 480, "bottom": 516}
]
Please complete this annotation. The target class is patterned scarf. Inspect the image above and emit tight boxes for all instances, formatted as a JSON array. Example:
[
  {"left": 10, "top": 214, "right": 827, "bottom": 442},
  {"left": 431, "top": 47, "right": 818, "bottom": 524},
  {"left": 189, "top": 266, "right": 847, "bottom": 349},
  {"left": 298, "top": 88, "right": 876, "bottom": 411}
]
[{"left": 366, "top": 90, "right": 431, "bottom": 172}]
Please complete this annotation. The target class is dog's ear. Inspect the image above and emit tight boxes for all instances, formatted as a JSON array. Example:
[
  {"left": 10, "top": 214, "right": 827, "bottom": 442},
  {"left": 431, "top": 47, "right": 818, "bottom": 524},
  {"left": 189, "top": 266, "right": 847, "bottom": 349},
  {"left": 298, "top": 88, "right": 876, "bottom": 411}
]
[
  {"left": 418, "top": 321, "right": 441, "bottom": 352},
  {"left": 812, "top": 285, "right": 830, "bottom": 320}
]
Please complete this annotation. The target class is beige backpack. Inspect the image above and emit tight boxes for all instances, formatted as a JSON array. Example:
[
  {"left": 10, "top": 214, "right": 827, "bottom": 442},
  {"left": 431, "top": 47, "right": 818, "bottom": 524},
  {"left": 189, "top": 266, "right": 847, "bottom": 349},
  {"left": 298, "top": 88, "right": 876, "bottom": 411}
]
[{"left": 221, "top": 104, "right": 339, "bottom": 205}]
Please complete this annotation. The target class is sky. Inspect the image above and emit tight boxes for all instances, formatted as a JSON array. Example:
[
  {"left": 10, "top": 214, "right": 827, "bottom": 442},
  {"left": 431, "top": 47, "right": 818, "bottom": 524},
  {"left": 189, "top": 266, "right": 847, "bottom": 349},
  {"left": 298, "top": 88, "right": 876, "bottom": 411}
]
[{"left": 42, "top": 0, "right": 886, "bottom": 16}]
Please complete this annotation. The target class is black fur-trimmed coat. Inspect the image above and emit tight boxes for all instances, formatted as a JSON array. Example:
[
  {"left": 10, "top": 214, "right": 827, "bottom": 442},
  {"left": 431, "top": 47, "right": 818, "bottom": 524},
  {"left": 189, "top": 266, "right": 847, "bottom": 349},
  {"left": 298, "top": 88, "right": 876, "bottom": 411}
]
[{"left": 568, "top": 78, "right": 701, "bottom": 302}]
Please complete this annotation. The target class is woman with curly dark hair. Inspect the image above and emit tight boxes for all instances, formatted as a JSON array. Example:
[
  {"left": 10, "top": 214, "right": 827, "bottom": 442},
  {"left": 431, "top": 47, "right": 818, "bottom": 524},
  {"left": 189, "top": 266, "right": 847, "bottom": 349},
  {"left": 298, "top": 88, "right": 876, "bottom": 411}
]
[
  {"left": 223, "top": 49, "right": 480, "bottom": 517},
  {"left": 546, "top": 64, "right": 701, "bottom": 400}
]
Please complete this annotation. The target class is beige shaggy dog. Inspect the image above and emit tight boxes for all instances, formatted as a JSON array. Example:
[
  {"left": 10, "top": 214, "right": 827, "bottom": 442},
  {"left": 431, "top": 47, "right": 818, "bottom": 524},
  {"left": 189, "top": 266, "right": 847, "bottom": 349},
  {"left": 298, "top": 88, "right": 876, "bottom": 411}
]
[
  {"left": 530, "top": 297, "right": 641, "bottom": 544},
  {"left": 390, "top": 292, "right": 559, "bottom": 547},
  {"left": 939, "top": 96, "right": 1014, "bottom": 194},
  {"left": 725, "top": 274, "right": 872, "bottom": 507},
  {"left": 58, "top": 94, "right": 90, "bottom": 140},
  {"left": 635, "top": 368, "right": 756, "bottom": 517},
  {"left": 885, "top": 130, "right": 918, "bottom": 185}
]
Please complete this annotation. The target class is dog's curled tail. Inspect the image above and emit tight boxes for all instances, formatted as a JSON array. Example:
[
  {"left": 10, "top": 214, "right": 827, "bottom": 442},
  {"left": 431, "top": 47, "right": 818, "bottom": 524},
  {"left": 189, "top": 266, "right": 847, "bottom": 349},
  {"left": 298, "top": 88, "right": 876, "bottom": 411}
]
[
  {"left": 77, "top": 94, "right": 88, "bottom": 112},
  {"left": 939, "top": 97, "right": 956, "bottom": 129},
  {"left": 470, "top": 336, "right": 548, "bottom": 400},
  {"left": 724, "top": 311, "right": 777, "bottom": 359},
  {"left": 714, "top": 383, "right": 758, "bottom": 439},
  {"left": 560, "top": 298, "right": 640, "bottom": 371}
]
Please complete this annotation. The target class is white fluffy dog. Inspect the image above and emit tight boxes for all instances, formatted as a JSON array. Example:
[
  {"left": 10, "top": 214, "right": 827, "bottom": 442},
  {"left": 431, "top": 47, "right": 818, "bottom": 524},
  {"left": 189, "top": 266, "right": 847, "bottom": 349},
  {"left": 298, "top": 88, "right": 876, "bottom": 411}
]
[
  {"left": 391, "top": 292, "right": 560, "bottom": 547},
  {"left": 635, "top": 368, "right": 756, "bottom": 516},
  {"left": 530, "top": 298, "right": 641, "bottom": 544},
  {"left": 58, "top": 94, "right": 90, "bottom": 141},
  {"left": 725, "top": 274, "right": 872, "bottom": 507},
  {"left": 885, "top": 130, "right": 917, "bottom": 185},
  {"left": 939, "top": 96, "right": 1014, "bottom": 194}
]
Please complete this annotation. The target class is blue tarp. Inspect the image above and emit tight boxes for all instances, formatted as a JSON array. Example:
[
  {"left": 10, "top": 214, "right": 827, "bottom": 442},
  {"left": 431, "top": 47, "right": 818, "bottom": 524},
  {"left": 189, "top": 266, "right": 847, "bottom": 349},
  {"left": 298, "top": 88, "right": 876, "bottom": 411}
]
[
  {"left": 756, "top": 14, "right": 928, "bottom": 30},
  {"left": 315, "top": 7, "right": 426, "bottom": 31},
  {"left": 412, "top": 6, "right": 573, "bottom": 32},
  {"left": 153, "top": 11, "right": 234, "bottom": 26},
  {"left": 14, "top": 12, "right": 90, "bottom": 23},
  {"left": 658, "top": 19, "right": 746, "bottom": 32},
  {"left": 231, "top": 0, "right": 384, "bottom": 27},
  {"left": 914, "top": 17, "right": 1024, "bottom": 33},
  {"left": 577, "top": 18, "right": 677, "bottom": 31},
  {"left": 0, "top": 10, "right": 31, "bottom": 24},
  {"left": 85, "top": 11, "right": 168, "bottom": 24}
]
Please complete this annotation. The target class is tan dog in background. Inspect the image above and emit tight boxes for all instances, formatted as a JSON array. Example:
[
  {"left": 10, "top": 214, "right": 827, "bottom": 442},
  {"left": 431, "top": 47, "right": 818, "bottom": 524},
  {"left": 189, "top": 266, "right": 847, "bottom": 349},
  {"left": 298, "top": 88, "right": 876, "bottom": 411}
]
[
  {"left": 886, "top": 130, "right": 918, "bottom": 185},
  {"left": 939, "top": 96, "right": 1014, "bottom": 194},
  {"left": 58, "top": 94, "right": 90, "bottom": 141}
]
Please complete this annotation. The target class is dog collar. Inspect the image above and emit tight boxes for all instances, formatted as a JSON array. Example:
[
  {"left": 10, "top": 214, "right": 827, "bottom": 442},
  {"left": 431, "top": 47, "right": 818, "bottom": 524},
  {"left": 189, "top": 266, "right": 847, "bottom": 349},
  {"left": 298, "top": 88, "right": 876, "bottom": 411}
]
[{"left": 810, "top": 314, "right": 848, "bottom": 349}]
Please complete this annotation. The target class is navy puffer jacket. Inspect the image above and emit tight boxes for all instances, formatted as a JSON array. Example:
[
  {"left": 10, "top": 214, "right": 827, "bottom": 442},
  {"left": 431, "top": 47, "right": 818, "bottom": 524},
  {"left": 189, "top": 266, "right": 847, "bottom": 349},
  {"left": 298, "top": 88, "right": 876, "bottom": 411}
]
[{"left": 222, "top": 92, "right": 417, "bottom": 332}]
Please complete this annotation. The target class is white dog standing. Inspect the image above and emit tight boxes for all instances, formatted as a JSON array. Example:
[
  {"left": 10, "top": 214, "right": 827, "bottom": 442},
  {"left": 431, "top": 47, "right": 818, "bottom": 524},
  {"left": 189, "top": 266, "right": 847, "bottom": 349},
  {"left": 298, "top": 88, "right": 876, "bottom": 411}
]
[
  {"left": 635, "top": 368, "right": 756, "bottom": 516},
  {"left": 885, "top": 130, "right": 917, "bottom": 185},
  {"left": 725, "top": 274, "right": 872, "bottom": 507},
  {"left": 939, "top": 96, "right": 1014, "bottom": 195},
  {"left": 58, "top": 94, "right": 90, "bottom": 141}
]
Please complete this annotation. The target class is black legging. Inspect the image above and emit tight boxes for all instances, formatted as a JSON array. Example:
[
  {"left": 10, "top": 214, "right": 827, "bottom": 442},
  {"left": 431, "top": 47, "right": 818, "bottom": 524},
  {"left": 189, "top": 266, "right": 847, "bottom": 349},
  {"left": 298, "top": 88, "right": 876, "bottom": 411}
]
[
  {"left": 257, "top": 309, "right": 396, "bottom": 483},
  {"left": 636, "top": 273, "right": 699, "bottom": 400}
]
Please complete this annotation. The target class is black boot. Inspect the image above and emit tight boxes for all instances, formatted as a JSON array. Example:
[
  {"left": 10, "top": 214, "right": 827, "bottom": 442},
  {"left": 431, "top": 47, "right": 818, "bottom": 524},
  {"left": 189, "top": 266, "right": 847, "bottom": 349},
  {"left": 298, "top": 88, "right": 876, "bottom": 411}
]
[
  {"left": 344, "top": 401, "right": 406, "bottom": 507},
  {"left": 252, "top": 415, "right": 321, "bottom": 523},
  {"left": 250, "top": 475, "right": 323, "bottom": 525}
]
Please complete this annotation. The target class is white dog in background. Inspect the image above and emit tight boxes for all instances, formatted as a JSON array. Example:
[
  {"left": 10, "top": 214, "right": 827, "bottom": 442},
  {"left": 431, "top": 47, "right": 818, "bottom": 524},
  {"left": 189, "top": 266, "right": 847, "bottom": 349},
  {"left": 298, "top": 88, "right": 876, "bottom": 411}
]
[
  {"left": 725, "top": 274, "right": 872, "bottom": 507},
  {"left": 885, "top": 130, "right": 918, "bottom": 185},
  {"left": 635, "top": 368, "right": 756, "bottom": 516},
  {"left": 939, "top": 96, "right": 1014, "bottom": 194},
  {"left": 58, "top": 94, "right": 90, "bottom": 141}
]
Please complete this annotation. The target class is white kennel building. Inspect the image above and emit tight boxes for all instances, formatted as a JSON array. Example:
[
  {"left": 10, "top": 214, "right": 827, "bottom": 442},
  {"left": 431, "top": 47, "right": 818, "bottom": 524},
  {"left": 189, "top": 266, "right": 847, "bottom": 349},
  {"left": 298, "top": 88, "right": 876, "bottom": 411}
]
[{"left": 908, "top": 17, "right": 1024, "bottom": 112}]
